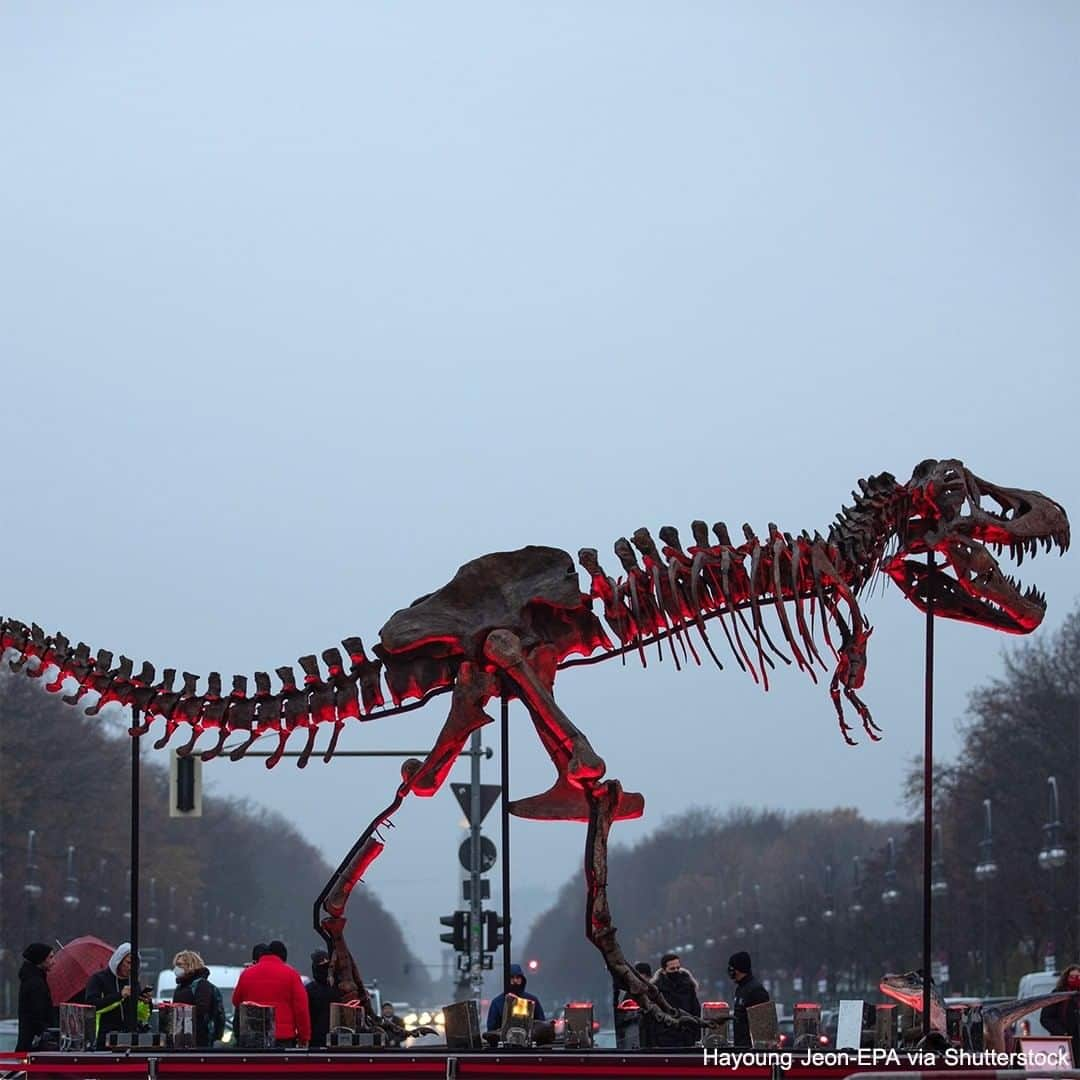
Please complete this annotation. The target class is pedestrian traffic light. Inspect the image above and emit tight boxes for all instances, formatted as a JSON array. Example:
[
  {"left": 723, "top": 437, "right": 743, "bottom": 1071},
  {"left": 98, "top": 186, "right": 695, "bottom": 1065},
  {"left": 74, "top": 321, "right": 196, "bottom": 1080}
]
[
  {"left": 484, "top": 910, "right": 505, "bottom": 952},
  {"left": 440, "top": 911, "right": 470, "bottom": 952}
]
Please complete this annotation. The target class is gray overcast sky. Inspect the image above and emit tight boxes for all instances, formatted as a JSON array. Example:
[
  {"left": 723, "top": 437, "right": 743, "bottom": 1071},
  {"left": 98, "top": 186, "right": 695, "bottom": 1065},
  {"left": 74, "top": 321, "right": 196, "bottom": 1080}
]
[{"left": 2, "top": 3, "right": 1078, "bottom": 966}]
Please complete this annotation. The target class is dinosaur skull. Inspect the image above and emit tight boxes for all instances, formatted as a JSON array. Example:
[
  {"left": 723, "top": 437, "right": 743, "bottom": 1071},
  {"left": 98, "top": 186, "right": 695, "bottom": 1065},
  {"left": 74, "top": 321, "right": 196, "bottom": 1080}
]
[{"left": 887, "top": 458, "right": 1070, "bottom": 633}]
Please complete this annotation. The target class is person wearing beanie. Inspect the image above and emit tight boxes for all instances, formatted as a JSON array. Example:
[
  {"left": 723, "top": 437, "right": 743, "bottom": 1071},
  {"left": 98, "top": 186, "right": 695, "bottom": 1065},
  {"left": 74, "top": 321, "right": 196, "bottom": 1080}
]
[
  {"left": 728, "top": 950, "right": 770, "bottom": 1048},
  {"left": 651, "top": 953, "right": 700, "bottom": 1048},
  {"left": 16, "top": 943, "right": 56, "bottom": 1051},
  {"left": 85, "top": 942, "right": 152, "bottom": 1048},
  {"left": 305, "top": 950, "right": 339, "bottom": 1048}
]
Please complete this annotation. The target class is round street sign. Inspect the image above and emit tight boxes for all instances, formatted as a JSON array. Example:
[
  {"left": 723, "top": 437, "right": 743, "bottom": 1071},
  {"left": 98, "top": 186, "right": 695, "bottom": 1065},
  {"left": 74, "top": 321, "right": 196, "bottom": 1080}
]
[{"left": 459, "top": 836, "right": 497, "bottom": 873}]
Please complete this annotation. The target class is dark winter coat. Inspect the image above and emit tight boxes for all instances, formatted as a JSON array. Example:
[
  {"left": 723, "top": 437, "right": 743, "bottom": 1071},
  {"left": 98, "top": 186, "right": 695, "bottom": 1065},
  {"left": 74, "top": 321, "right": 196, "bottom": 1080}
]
[
  {"left": 651, "top": 968, "right": 700, "bottom": 1048},
  {"left": 731, "top": 973, "right": 770, "bottom": 1048},
  {"left": 485, "top": 964, "right": 546, "bottom": 1031},
  {"left": 17, "top": 960, "right": 57, "bottom": 1051},
  {"left": 1040, "top": 997, "right": 1080, "bottom": 1066},
  {"left": 173, "top": 966, "right": 219, "bottom": 1048},
  {"left": 84, "top": 966, "right": 148, "bottom": 1048},
  {"left": 305, "top": 974, "right": 339, "bottom": 1048}
]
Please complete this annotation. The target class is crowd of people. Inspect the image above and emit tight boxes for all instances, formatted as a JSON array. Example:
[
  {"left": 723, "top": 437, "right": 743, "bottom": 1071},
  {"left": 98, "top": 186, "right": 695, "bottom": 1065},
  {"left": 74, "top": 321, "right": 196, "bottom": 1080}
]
[{"left": 15, "top": 936, "right": 395, "bottom": 1052}]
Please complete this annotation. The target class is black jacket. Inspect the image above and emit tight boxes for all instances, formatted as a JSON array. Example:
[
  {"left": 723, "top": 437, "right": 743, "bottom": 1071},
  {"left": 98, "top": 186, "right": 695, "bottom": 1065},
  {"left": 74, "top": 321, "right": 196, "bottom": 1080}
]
[
  {"left": 84, "top": 966, "right": 147, "bottom": 1048},
  {"left": 173, "top": 967, "right": 218, "bottom": 1048},
  {"left": 652, "top": 968, "right": 700, "bottom": 1048},
  {"left": 732, "top": 973, "right": 770, "bottom": 1048},
  {"left": 305, "top": 976, "right": 339, "bottom": 1048},
  {"left": 17, "top": 960, "right": 56, "bottom": 1052},
  {"left": 1040, "top": 997, "right": 1080, "bottom": 1065}
]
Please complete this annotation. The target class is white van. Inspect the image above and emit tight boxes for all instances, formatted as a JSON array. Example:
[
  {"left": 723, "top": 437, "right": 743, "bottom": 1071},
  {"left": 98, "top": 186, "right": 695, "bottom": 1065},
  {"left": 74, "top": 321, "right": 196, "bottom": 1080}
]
[
  {"left": 155, "top": 964, "right": 246, "bottom": 1044},
  {"left": 1016, "top": 971, "right": 1059, "bottom": 1037}
]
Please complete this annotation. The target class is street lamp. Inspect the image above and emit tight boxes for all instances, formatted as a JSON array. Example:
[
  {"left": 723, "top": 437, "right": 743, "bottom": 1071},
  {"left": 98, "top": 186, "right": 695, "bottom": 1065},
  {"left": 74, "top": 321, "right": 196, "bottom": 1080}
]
[
  {"left": 1038, "top": 776, "right": 1067, "bottom": 963},
  {"left": 62, "top": 845, "right": 79, "bottom": 910},
  {"left": 821, "top": 864, "right": 834, "bottom": 996},
  {"left": 24, "top": 830, "right": 42, "bottom": 941},
  {"left": 881, "top": 838, "right": 901, "bottom": 906},
  {"left": 752, "top": 883, "right": 765, "bottom": 973},
  {"left": 849, "top": 856, "right": 865, "bottom": 992},
  {"left": 95, "top": 858, "right": 112, "bottom": 918},
  {"left": 931, "top": 824, "right": 949, "bottom": 989},
  {"left": 168, "top": 886, "right": 177, "bottom": 935},
  {"left": 974, "top": 799, "right": 998, "bottom": 995}
]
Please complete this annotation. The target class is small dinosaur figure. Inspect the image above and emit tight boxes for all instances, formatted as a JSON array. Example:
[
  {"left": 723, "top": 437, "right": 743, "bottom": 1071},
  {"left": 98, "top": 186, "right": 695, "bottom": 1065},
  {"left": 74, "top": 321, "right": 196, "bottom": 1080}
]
[{"left": 0, "top": 458, "right": 1069, "bottom": 1032}]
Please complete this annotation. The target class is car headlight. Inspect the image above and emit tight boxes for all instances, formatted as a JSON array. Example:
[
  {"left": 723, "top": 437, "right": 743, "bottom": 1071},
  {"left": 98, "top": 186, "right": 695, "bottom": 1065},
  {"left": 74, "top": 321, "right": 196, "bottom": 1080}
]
[
  {"left": 404, "top": 1012, "right": 418, "bottom": 1026},
  {"left": 221, "top": 1029, "right": 233, "bottom": 1043}
]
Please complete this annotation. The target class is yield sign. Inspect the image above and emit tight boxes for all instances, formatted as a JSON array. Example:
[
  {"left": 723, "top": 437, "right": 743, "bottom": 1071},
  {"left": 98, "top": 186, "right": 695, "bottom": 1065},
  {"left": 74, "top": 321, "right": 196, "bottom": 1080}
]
[{"left": 451, "top": 782, "right": 501, "bottom": 827}]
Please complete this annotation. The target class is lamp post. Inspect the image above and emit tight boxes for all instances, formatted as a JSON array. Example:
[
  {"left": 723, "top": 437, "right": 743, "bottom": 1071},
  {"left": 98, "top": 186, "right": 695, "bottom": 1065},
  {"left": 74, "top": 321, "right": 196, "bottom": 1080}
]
[
  {"left": 821, "top": 864, "right": 835, "bottom": 997},
  {"left": 931, "top": 824, "right": 948, "bottom": 989},
  {"left": 794, "top": 873, "right": 808, "bottom": 996},
  {"left": 1038, "top": 776, "right": 1068, "bottom": 962},
  {"left": 849, "top": 856, "right": 865, "bottom": 993},
  {"left": 881, "top": 838, "right": 901, "bottom": 972},
  {"left": 62, "top": 845, "right": 80, "bottom": 910},
  {"left": 752, "top": 883, "right": 765, "bottom": 978},
  {"left": 974, "top": 799, "right": 998, "bottom": 996},
  {"left": 24, "top": 830, "right": 43, "bottom": 941},
  {"left": 96, "top": 858, "right": 111, "bottom": 919}
]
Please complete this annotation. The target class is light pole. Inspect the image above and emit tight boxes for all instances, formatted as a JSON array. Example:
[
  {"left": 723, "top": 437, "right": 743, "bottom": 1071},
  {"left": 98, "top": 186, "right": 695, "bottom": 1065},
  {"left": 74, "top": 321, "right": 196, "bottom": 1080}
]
[
  {"left": 821, "top": 864, "right": 835, "bottom": 998},
  {"left": 974, "top": 799, "right": 998, "bottom": 996},
  {"left": 752, "top": 883, "right": 764, "bottom": 979},
  {"left": 794, "top": 873, "right": 808, "bottom": 996},
  {"left": 1038, "top": 776, "right": 1068, "bottom": 963},
  {"left": 24, "top": 830, "right": 43, "bottom": 942},
  {"left": 881, "top": 838, "right": 901, "bottom": 972},
  {"left": 95, "top": 858, "right": 111, "bottom": 919},
  {"left": 931, "top": 824, "right": 948, "bottom": 989},
  {"left": 849, "top": 856, "right": 865, "bottom": 993}
]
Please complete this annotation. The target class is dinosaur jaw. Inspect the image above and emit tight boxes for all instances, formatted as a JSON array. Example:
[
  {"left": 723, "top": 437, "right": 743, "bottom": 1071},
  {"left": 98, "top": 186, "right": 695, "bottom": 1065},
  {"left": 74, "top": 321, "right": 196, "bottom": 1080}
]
[{"left": 888, "top": 462, "right": 1070, "bottom": 634}]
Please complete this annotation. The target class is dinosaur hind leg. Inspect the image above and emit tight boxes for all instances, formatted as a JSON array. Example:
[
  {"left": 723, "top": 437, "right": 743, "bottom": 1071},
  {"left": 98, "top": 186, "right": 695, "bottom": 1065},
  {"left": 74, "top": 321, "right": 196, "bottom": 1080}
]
[
  {"left": 585, "top": 779, "right": 706, "bottom": 1039},
  {"left": 315, "top": 662, "right": 498, "bottom": 1000},
  {"left": 482, "top": 632, "right": 643, "bottom": 822}
]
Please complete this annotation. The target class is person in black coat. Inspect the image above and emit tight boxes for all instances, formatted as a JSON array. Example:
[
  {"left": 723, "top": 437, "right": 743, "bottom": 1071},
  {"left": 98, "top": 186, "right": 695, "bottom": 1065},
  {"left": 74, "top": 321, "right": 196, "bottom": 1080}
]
[
  {"left": 652, "top": 953, "right": 701, "bottom": 1048},
  {"left": 1040, "top": 964, "right": 1080, "bottom": 1065},
  {"left": 84, "top": 942, "right": 152, "bottom": 1048},
  {"left": 16, "top": 942, "right": 56, "bottom": 1052},
  {"left": 171, "top": 950, "right": 223, "bottom": 1048},
  {"left": 728, "top": 950, "right": 770, "bottom": 1048},
  {"left": 305, "top": 950, "right": 339, "bottom": 1048}
]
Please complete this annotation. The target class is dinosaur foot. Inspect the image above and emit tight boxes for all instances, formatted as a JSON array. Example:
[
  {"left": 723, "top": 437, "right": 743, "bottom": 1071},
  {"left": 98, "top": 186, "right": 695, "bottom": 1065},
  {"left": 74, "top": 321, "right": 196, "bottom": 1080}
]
[{"left": 510, "top": 775, "right": 644, "bottom": 822}]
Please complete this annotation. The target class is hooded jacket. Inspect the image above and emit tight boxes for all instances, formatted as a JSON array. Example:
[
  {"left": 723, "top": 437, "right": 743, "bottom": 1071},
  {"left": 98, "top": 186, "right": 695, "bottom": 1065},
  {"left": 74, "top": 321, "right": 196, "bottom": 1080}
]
[
  {"left": 16, "top": 959, "right": 57, "bottom": 1051},
  {"left": 84, "top": 943, "right": 148, "bottom": 1048},
  {"left": 651, "top": 966, "right": 700, "bottom": 1047},
  {"left": 304, "top": 956, "right": 339, "bottom": 1048},
  {"left": 485, "top": 964, "right": 546, "bottom": 1031},
  {"left": 173, "top": 966, "right": 219, "bottom": 1048}
]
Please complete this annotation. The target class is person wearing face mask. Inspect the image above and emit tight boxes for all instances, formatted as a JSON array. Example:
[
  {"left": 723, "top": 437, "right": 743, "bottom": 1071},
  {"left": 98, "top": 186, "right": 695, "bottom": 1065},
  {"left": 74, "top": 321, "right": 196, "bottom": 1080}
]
[
  {"left": 728, "top": 951, "right": 770, "bottom": 1048},
  {"left": 1040, "top": 965, "right": 1080, "bottom": 1064},
  {"left": 172, "top": 950, "right": 225, "bottom": 1047}
]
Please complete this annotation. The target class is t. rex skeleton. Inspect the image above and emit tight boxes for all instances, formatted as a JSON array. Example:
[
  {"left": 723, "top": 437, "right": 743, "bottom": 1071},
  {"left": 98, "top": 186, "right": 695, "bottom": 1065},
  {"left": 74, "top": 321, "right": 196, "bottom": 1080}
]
[{"left": 1, "top": 458, "right": 1069, "bottom": 1032}]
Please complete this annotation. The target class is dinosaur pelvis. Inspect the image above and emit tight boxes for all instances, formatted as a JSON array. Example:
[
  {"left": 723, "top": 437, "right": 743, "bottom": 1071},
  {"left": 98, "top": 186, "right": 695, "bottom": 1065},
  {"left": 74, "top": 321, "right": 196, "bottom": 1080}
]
[{"left": 509, "top": 775, "right": 644, "bottom": 823}]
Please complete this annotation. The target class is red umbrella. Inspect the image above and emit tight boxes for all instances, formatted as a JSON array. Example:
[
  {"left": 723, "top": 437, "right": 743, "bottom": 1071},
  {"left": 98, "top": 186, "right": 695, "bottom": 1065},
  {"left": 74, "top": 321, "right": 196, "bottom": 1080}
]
[{"left": 48, "top": 936, "right": 115, "bottom": 1005}]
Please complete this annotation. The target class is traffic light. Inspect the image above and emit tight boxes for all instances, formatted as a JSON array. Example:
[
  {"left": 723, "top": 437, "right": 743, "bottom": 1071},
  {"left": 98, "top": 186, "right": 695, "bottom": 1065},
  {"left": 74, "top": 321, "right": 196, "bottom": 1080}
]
[
  {"left": 484, "top": 910, "right": 505, "bottom": 952},
  {"left": 169, "top": 751, "right": 202, "bottom": 817},
  {"left": 440, "top": 910, "right": 470, "bottom": 952}
]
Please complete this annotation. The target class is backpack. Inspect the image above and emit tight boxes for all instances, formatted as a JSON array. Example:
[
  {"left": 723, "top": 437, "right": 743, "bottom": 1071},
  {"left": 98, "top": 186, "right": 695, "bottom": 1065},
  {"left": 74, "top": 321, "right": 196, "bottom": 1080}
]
[{"left": 192, "top": 977, "right": 227, "bottom": 1042}]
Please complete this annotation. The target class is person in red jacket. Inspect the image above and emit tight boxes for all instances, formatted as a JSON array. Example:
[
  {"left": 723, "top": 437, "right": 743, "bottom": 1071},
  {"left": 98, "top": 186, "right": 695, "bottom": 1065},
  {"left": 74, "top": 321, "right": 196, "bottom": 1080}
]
[{"left": 232, "top": 940, "right": 311, "bottom": 1048}]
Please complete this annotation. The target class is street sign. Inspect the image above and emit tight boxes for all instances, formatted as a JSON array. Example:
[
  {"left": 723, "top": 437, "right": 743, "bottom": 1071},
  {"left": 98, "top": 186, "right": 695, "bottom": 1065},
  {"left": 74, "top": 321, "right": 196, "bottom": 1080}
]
[
  {"left": 451, "top": 783, "right": 501, "bottom": 827},
  {"left": 459, "top": 836, "right": 496, "bottom": 873},
  {"left": 463, "top": 877, "right": 491, "bottom": 902}
]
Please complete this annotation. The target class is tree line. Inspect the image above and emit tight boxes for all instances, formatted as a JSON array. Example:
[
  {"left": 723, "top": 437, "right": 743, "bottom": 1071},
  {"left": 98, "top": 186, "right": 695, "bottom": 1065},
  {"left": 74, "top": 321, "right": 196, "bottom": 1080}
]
[
  {"left": 0, "top": 672, "right": 432, "bottom": 1013},
  {"left": 523, "top": 604, "right": 1080, "bottom": 1012}
]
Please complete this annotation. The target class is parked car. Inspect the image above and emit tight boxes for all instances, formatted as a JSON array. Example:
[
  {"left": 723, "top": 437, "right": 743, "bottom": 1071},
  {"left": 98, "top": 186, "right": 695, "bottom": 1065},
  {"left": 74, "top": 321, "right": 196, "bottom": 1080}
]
[{"left": 1015, "top": 972, "right": 1059, "bottom": 1038}]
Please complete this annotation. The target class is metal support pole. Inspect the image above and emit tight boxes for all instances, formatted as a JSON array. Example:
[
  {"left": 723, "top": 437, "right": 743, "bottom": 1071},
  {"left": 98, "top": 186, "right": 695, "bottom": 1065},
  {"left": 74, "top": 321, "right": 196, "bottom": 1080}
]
[
  {"left": 500, "top": 693, "right": 511, "bottom": 993},
  {"left": 468, "top": 728, "right": 483, "bottom": 1001},
  {"left": 923, "top": 550, "right": 935, "bottom": 1035},
  {"left": 130, "top": 706, "right": 141, "bottom": 1034}
]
